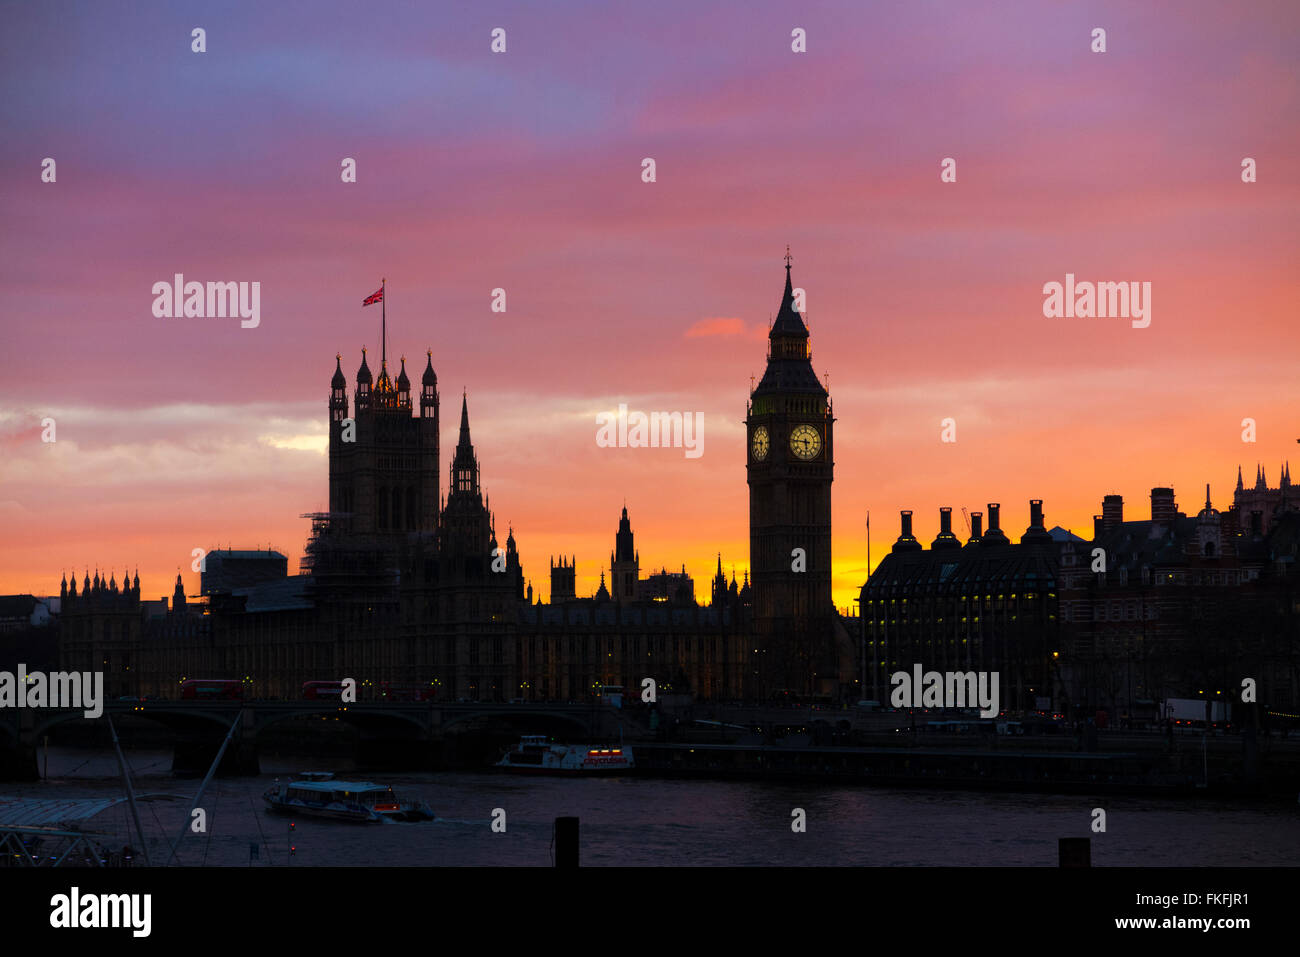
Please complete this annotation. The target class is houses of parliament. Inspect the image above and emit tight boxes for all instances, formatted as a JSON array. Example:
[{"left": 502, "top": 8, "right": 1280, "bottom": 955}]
[
  {"left": 47, "top": 257, "right": 1300, "bottom": 714},
  {"left": 57, "top": 261, "right": 857, "bottom": 703}
]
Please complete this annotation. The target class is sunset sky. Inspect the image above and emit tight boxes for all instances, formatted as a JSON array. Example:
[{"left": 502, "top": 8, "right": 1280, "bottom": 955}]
[{"left": 2, "top": 1, "right": 1297, "bottom": 610}]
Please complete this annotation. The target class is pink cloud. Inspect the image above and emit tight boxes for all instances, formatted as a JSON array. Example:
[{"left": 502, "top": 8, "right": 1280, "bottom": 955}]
[{"left": 684, "top": 317, "right": 764, "bottom": 340}]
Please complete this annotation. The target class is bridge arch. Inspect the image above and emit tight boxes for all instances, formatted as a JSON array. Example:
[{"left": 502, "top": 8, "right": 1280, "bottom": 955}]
[
  {"left": 32, "top": 706, "right": 238, "bottom": 740},
  {"left": 253, "top": 705, "right": 428, "bottom": 737},
  {"left": 439, "top": 709, "right": 592, "bottom": 738}
]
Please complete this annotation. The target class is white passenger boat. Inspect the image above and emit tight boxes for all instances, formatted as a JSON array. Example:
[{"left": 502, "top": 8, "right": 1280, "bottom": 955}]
[
  {"left": 495, "top": 735, "right": 634, "bottom": 773},
  {"left": 263, "top": 772, "right": 434, "bottom": 822}
]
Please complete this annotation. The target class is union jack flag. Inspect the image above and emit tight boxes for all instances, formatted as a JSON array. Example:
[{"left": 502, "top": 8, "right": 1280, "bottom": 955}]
[{"left": 362, "top": 286, "right": 383, "bottom": 306}]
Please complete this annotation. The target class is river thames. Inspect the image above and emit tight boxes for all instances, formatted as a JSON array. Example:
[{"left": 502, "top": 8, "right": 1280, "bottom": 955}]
[{"left": 5, "top": 747, "right": 1298, "bottom": 867}]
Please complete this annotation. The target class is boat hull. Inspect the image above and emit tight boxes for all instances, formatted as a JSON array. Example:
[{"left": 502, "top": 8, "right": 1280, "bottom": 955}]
[
  {"left": 493, "top": 763, "right": 634, "bottom": 775},
  {"left": 263, "top": 777, "right": 435, "bottom": 823},
  {"left": 264, "top": 796, "right": 383, "bottom": 823},
  {"left": 494, "top": 740, "right": 635, "bottom": 774}
]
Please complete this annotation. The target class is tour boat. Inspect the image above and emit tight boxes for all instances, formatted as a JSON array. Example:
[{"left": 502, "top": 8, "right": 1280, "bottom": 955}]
[
  {"left": 263, "top": 772, "right": 434, "bottom": 822},
  {"left": 495, "top": 735, "right": 634, "bottom": 774}
]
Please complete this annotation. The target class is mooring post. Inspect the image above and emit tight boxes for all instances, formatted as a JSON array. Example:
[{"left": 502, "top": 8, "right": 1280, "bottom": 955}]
[
  {"left": 555, "top": 816, "right": 579, "bottom": 867},
  {"left": 1059, "top": 837, "right": 1091, "bottom": 867}
]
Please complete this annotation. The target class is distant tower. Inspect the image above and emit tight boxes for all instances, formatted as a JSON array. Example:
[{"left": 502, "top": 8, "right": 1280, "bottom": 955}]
[
  {"left": 505, "top": 527, "right": 524, "bottom": 601},
  {"left": 711, "top": 553, "right": 729, "bottom": 606},
  {"left": 746, "top": 251, "right": 835, "bottom": 695},
  {"left": 550, "top": 555, "right": 576, "bottom": 603},
  {"left": 439, "top": 394, "right": 493, "bottom": 577},
  {"left": 1197, "top": 484, "right": 1222, "bottom": 558},
  {"left": 611, "top": 506, "right": 639, "bottom": 602},
  {"left": 328, "top": 344, "right": 439, "bottom": 535},
  {"left": 1234, "top": 459, "right": 1295, "bottom": 534}
]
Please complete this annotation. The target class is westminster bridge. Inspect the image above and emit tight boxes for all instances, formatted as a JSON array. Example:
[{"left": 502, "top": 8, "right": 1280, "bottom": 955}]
[{"left": 0, "top": 699, "right": 643, "bottom": 780}]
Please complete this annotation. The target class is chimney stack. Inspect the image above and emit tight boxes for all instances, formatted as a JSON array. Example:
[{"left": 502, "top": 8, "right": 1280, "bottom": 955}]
[
  {"left": 1150, "top": 487, "right": 1176, "bottom": 524},
  {"left": 1102, "top": 494, "right": 1124, "bottom": 529},
  {"left": 893, "top": 510, "right": 922, "bottom": 552},
  {"left": 932, "top": 507, "right": 961, "bottom": 550},
  {"left": 1021, "top": 498, "right": 1052, "bottom": 544},
  {"left": 981, "top": 503, "right": 1010, "bottom": 545},
  {"left": 968, "top": 511, "right": 983, "bottom": 544},
  {"left": 1093, "top": 515, "right": 1104, "bottom": 540}
]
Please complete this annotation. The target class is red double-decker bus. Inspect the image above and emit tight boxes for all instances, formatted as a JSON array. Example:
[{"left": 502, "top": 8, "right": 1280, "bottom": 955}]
[
  {"left": 302, "top": 680, "right": 346, "bottom": 701},
  {"left": 180, "top": 679, "right": 244, "bottom": 700},
  {"left": 379, "top": 681, "right": 437, "bottom": 702}
]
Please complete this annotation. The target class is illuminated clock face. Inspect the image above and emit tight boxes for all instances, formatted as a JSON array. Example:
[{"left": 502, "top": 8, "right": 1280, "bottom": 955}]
[
  {"left": 751, "top": 426, "right": 770, "bottom": 461},
  {"left": 789, "top": 424, "right": 821, "bottom": 460}
]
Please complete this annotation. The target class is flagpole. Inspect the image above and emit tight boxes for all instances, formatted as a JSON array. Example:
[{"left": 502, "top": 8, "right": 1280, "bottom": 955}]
[
  {"left": 865, "top": 510, "right": 870, "bottom": 702},
  {"left": 381, "top": 277, "right": 386, "bottom": 367}
]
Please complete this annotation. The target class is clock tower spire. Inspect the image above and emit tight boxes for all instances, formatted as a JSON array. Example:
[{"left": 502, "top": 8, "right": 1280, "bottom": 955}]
[{"left": 746, "top": 251, "right": 834, "bottom": 698}]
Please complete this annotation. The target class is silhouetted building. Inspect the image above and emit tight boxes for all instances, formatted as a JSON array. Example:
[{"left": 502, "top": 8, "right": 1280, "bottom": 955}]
[
  {"left": 746, "top": 254, "right": 846, "bottom": 696},
  {"left": 860, "top": 502, "right": 1067, "bottom": 713},
  {"left": 59, "top": 341, "right": 756, "bottom": 701},
  {"left": 1060, "top": 485, "right": 1300, "bottom": 718},
  {"left": 1234, "top": 462, "right": 1297, "bottom": 535},
  {"left": 861, "top": 484, "right": 1300, "bottom": 722},
  {"left": 200, "top": 550, "right": 288, "bottom": 595}
]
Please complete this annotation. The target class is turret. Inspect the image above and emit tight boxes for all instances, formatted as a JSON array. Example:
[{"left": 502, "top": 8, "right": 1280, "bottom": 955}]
[
  {"left": 449, "top": 393, "right": 480, "bottom": 498},
  {"left": 396, "top": 356, "right": 409, "bottom": 392},
  {"left": 356, "top": 348, "right": 372, "bottom": 412},
  {"left": 330, "top": 354, "right": 347, "bottom": 422},
  {"left": 420, "top": 350, "right": 438, "bottom": 419}
]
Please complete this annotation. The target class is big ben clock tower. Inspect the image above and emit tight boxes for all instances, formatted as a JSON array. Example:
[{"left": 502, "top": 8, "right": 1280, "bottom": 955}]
[{"left": 746, "top": 251, "right": 834, "bottom": 697}]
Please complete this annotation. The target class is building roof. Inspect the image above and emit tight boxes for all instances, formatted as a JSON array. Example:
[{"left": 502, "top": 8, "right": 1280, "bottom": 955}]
[
  {"left": 863, "top": 541, "right": 1058, "bottom": 597},
  {"left": 207, "top": 550, "right": 288, "bottom": 561},
  {"left": 770, "top": 261, "right": 809, "bottom": 340},
  {"left": 0, "top": 795, "right": 181, "bottom": 828},
  {"left": 0, "top": 595, "right": 40, "bottom": 618},
  {"left": 752, "top": 262, "right": 827, "bottom": 398},
  {"left": 232, "top": 575, "right": 314, "bottom": 612}
]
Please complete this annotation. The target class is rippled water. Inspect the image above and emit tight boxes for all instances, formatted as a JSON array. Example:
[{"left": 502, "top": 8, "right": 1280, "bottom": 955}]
[{"left": 5, "top": 748, "right": 1298, "bottom": 866}]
